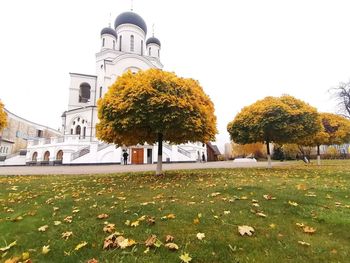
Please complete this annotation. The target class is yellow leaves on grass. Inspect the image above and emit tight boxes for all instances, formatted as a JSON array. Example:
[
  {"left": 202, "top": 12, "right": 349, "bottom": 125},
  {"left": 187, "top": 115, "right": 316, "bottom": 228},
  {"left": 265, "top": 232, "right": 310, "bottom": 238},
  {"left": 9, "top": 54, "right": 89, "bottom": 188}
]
[
  {"left": 103, "top": 233, "right": 136, "bottom": 250},
  {"left": 164, "top": 243, "right": 179, "bottom": 250},
  {"left": 103, "top": 223, "right": 116, "bottom": 233},
  {"left": 288, "top": 201, "right": 299, "bottom": 206}
]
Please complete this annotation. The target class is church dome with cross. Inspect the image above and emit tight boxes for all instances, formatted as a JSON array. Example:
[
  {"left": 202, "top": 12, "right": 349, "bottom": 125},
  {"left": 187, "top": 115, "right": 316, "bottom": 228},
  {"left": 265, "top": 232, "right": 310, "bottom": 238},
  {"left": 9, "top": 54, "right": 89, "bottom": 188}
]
[{"left": 114, "top": 11, "right": 147, "bottom": 34}]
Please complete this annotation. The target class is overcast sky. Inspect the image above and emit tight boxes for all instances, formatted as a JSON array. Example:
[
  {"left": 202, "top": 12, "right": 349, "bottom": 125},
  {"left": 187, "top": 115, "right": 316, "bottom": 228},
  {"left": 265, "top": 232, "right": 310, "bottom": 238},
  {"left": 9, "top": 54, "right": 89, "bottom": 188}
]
[{"left": 1, "top": 0, "right": 349, "bottom": 151}]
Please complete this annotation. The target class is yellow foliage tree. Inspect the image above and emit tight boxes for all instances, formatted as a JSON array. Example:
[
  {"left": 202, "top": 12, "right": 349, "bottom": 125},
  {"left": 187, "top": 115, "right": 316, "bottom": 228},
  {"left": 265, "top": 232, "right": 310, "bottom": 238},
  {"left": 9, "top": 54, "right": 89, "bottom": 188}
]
[
  {"left": 227, "top": 95, "right": 321, "bottom": 167},
  {"left": 96, "top": 69, "right": 217, "bottom": 175},
  {"left": 0, "top": 100, "right": 7, "bottom": 132},
  {"left": 300, "top": 112, "right": 350, "bottom": 164}
]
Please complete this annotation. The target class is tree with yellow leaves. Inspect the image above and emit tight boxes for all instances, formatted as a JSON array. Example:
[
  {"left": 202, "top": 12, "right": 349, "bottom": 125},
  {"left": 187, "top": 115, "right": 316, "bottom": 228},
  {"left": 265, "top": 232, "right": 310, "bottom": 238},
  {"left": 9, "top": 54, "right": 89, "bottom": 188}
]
[
  {"left": 97, "top": 69, "right": 217, "bottom": 175},
  {"left": 227, "top": 95, "right": 321, "bottom": 167},
  {"left": 300, "top": 112, "right": 350, "bottom": 165},
  {"left": 0, "top": 100, "right": 7, "bottom": 132}
]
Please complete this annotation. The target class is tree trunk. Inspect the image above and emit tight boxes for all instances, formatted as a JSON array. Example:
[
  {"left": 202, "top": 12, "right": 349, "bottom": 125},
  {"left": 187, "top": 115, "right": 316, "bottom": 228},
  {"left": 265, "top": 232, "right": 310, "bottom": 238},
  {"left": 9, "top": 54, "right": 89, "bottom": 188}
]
[
  {"left": 156, "top": 133, "right": 163, "bottom": 175},
  {"left": 317, "top": 144, "right": 321, "bottom": 166},
  {"left": 266, "top": 140, "right": 272, "bottom": 168}
]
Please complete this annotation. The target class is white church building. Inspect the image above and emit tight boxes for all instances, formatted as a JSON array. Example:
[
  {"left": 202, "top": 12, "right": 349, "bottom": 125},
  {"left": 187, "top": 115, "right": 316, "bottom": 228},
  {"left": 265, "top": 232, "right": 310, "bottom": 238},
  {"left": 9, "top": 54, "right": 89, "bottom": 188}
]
[{"left": 24, "top": 11, "right": 206, "bottom": 165}]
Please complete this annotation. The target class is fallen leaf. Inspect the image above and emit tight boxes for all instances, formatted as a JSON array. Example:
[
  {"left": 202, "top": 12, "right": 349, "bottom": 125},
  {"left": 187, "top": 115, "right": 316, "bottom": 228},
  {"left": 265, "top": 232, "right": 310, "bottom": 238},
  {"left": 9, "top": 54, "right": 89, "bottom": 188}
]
[
  {"left": 288, "top": 201, "right": 298, "bottom": 206},
  {"left": 179, "top": 252, "right": 192, "bottom": 263},
  {"left": 165, "top": 235, "right": 174, "bottom": 242},
  {"left": 0, "top": 240, "right": 16, "bottom": 252},
  {"left": 303, "top": 226, "right": 316, "bottom": 234},
  {"left": 22, "top": 252, "right": 30, "bottom": 260},
  {"left": 130, "top": 220, "right": 139, "bottom": 227},
  {"left": 38, "top": 225, "right": 49, "bottom": 232},
  {"left": 238, "top": 225, "right": 255, "bottom": 236},
  {"left": 196, "top": 232, "right": 205, "bottom": 240},
  {"left": 256, "top": 212, "right": 267, "bottom": 218},
  {"left": 42, "top": 245, "right": 50, "bottom": 254},
  {"left": 298, "top": 241, "right": 310, "bottom": 246},
  {"left": 87, "top": 259, "right": 99, "bottom": 263},
  {"left": 145, "top": 235, "right": 157, "bottom": 247},
  {"left": 103, "top": 224, "right": 115, "bottom": 233},
  {"left": 64, "top": 216, "right": 73, "bottom": 223},
  {"left": 74, "top": 241, "right": 88, "bottom": 251},
  {"left": 62, "top": 231, "right": 73, "bottom": 240},
  {"left": 97, "top": 214, "right": 109, "bottom": 219},
  {"left": 165, "top": 242, "right": 179, "bottom": 250},
  {"left": 54, "top": 221, "right": 62, "bottom": 226}
]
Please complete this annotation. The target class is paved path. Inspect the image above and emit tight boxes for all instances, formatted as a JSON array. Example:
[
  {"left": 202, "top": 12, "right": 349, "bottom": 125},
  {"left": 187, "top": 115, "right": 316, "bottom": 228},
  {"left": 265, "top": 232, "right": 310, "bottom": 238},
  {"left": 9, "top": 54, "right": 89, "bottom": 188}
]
[{"left": 0, "top": 161, "right": 290, "bottom": 176}]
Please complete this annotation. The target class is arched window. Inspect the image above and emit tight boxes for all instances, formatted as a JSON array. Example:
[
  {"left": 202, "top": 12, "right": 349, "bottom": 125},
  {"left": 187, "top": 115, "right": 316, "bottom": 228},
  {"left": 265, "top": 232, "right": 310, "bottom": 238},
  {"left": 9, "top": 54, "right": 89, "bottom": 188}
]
[
  {"left": 130, "top": 35, "right": 134, "bottom": 52},
  {"left": 102, "top": 38, "right": 105, "bottom": 47},
  {"left": 141, "top": 40, "right": 143, "bottom": 55},
  {"left": 83, "top": 127, "right": 86, "bottom": 139},
  {"left": 113, "top": 40, "right": 115, "bottom": 50},
  {"left": 43, "top": 151, "right": 50, "bottom": 161},
  {"left": 32, "top": 152, "right": 38, "bottom": 162},
  {"left": 56, "top": 150, "right": 63, "bottom": 160},
  {"left": 99, "top": 86, "right": 103, "bottom": 98},
  {"left": 149, "top": 47, "right": 151, "bottom": 56},
  {"left": 158, "top": 49, "right": 160, "bottom": 57},
  {"left": 79, "top": 83, "right": 91, "bottom": 103},
  {"left": 76, "top": 125, "right": 81, "bottom": 135},
  {"left": 119, "top": 35, "right": 122, "bottom": 51}
]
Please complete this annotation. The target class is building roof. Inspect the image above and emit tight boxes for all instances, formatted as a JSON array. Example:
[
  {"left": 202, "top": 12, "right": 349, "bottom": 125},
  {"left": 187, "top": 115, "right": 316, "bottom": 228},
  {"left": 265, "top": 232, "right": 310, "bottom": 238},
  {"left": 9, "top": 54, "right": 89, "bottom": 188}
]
[
  {"left": 146, "top": 36, "right": 161, "bottom": 47},
  {"left": 101, "top": 27, "right": 117, "bottom": 38},
  {"left": 207, "top": 142, "right": 221, "bottom": 155},
  {"left": 114, "top": 11, "right": 147, "bottom": 34}
]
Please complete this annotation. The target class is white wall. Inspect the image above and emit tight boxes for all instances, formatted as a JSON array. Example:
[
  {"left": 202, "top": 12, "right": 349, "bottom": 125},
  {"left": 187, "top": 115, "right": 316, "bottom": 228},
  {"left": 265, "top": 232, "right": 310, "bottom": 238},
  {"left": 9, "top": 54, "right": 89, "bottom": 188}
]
[
  {"left": 68, "top": 74, "right": 97, "bottom": 110},
  {"left": 101, "top": 34, "right": 117, "bottom": 51}
]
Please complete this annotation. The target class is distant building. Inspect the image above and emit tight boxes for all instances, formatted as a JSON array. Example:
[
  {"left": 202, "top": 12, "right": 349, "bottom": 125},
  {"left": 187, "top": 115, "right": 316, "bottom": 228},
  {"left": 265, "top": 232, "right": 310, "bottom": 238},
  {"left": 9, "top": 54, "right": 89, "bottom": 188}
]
[
  {"left": 0, "top": 109, "right": 60, "bottom": 165},
  {"left": 206, "top": 142, "right": 221, "bottom": 161}
]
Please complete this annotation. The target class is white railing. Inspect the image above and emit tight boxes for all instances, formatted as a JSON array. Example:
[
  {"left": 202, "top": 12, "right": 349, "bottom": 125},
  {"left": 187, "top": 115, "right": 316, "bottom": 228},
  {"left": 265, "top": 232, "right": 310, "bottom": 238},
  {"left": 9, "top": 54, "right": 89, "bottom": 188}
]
[{"left": 71, "top": 146, "right": 91, "bottom": 161}]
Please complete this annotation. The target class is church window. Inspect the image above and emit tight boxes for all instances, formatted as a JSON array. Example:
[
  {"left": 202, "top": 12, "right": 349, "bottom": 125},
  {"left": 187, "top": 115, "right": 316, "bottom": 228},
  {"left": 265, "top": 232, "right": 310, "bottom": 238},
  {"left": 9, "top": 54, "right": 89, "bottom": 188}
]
[
  {"left": 149, "top": 47, "right": 151, "bottom": 56},
  {"left": 43, "top": 151, "right": 50, "bottom": 161},
  {"left": 73, "top": 121, "right": 75, "bottom": 125},
  {"left": 113, "top": 40, "right": 115, "bottom": 50},
  {"left": 78, "top": 117, "right": 80, "bottom": 122},
  {"left": 83, "top": 127, "right": 86, "bottom": 139},
  {"left": 130, "top": 35, "right": 134, "bottom": 52},
  {"left": 70, "top": 129, "right": 73, "bottom": 135},
  {"left": 158, "top": 49, "right": 160, "bottom": 57},
  {"left": 79, "top": 83, "right": 91, "bottom": 103},
  {"left": 141, "top": 40, "right": 143, "bottom": 55},
  {"left": 56, "top": 150, "right": 63, "bottom": 160},
  {"left": 102, "top": 38, "right": 105, "bottom": 47},
  {"left": 99, "top": 86, "right": 103, "bottom": 98},
  {"left": 119, "top": 36, "right": 122, "bottom": 51},
  {"left": 32, "top": 152, "right": 38, "bottom": 161},
  {"left": 76, "top": 125, "right": 81, "bottom": 135}
]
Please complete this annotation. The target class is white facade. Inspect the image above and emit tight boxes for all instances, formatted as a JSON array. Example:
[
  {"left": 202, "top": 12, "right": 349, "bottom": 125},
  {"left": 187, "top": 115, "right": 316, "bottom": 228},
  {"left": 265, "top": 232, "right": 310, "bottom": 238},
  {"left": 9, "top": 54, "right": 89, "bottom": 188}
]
[{"left": 22, "top": 11, "right": 206, "bottom": 166}]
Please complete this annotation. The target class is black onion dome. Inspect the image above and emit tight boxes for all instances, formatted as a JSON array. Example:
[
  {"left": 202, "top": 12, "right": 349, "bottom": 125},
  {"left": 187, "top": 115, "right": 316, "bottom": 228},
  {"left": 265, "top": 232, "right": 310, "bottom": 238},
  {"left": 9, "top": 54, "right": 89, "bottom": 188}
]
[
  {"left": 114, "top": 11, "right": 147, "bottom": 34},
  {"left": 101, "top": 27, "right": 117, "bottom": 38},
  {"left": 146, "top": 37, "right": 161, "bottom": 46}
]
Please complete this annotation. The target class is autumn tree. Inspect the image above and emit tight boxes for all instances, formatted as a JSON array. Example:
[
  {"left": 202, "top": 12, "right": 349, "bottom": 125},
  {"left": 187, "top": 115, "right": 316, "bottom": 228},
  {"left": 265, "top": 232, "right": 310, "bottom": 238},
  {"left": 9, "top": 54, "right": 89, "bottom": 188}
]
[
  {"left": 96, "top": 69, "right": 217, "bottom": 175},
  {"left": 227, "top": 95, "right": 321, "bottom": 168},
  {"left": 0, "top": 100, "right": 7, "bottom": 132},
  {"left": 300, "top": 112, "right": 350, "bottom": 165},
  {"left": 330, "top": 81, "right": 350, "bottom": 118}
]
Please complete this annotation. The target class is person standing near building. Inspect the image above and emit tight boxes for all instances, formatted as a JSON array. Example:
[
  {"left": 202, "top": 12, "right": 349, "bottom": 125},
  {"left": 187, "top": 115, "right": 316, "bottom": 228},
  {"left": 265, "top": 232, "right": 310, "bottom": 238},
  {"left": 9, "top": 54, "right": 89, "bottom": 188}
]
[{"left": 123, "top": 150, "right": 129, "bottom": 165}]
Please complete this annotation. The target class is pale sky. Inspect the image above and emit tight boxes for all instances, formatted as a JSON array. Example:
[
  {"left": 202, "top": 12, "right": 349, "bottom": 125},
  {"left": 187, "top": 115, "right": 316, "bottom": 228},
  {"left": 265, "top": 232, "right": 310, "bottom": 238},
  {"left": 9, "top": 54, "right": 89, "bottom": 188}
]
[{"left": 1, "top": 0, "right": 349, "bottom": 151}]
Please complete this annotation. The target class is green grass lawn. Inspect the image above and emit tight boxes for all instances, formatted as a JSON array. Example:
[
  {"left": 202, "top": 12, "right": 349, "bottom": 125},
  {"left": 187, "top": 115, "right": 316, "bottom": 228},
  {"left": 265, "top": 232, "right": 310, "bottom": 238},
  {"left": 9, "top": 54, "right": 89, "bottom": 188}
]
[{"left": 1, "top": 161, "right": 350, "bottom": 263}]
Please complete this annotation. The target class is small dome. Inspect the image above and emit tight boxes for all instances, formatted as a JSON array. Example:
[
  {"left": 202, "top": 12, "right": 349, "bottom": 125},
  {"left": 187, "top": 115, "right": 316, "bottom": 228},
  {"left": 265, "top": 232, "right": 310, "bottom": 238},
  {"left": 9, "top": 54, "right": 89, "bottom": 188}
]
[
  {"left": 101, "top": 27, "right": 117, "bottom": 39},
  {"left": 146, "top": 37, "right": 161, "bottom": 47},
  {"left": 114, "top": 11, "right": 147, "bottom": 34}
]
